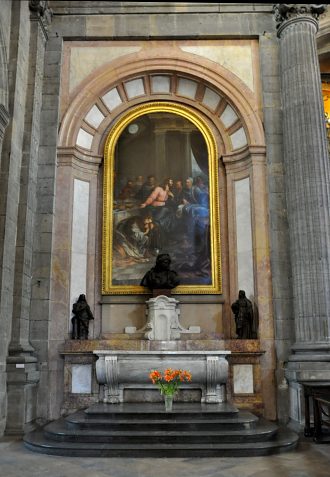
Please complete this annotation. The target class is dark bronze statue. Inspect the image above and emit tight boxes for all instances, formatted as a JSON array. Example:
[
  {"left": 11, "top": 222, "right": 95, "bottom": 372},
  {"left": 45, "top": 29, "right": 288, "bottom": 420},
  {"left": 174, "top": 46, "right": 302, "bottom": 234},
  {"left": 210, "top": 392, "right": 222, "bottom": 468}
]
[
  {"left": 140, "top": 253, "right": 180, "bottom": 292},
  {"left": 231, "top": 290, "right": 256, "bottom": 339},
  {"left": 71, "top": 294, "right": 94, "bottom": 340}
]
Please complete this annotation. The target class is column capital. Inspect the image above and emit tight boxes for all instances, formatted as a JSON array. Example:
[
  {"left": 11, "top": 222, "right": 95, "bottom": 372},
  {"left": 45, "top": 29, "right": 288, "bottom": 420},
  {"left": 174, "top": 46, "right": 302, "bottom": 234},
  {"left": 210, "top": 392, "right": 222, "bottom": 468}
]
[
  {"left": 29, "top": 0, "right": 53, "bottom": 40},
  {"left": 273, "top": 4, "right": 327, "bottom": 36}
]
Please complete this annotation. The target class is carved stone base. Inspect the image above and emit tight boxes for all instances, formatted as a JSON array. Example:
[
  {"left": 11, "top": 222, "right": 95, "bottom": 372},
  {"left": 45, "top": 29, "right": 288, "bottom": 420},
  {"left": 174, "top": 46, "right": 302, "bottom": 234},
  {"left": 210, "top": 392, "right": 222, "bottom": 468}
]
[
  {"left": 94, "top": 350, "right": 230, "bottom": 404},
  {"left": 125, "top": 295, "right": 200, "bottom": 340}
]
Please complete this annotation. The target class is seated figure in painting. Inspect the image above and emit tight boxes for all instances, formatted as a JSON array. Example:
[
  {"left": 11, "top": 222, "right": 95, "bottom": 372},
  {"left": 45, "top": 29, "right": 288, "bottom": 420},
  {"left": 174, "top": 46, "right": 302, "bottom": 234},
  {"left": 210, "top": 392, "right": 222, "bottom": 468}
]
[
  {"left": 136, "top": 175, "right": 156, "bottom": 202},
  {"left": 140, "top": 253, "right": 180, "bottom": 291},
  {"left": 71, "top": 294, "right": 94, "bottom": 340},
  {"left": 140, "top": 180, "right": 177, "bottom": 235}
]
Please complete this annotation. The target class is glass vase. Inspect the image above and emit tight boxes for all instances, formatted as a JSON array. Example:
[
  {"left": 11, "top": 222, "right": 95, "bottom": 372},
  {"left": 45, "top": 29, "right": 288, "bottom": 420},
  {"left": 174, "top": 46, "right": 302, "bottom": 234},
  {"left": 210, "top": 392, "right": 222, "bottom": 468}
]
[{"left": 164, "top": 394, "right": 173, "bottom": 412}]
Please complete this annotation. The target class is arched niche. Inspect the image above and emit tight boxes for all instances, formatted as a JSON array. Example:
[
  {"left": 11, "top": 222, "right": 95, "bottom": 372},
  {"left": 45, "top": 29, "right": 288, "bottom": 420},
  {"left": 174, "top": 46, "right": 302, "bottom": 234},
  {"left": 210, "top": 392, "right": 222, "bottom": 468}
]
[{"left": 53, "top": 49, "right": 272, "bottom": 345}]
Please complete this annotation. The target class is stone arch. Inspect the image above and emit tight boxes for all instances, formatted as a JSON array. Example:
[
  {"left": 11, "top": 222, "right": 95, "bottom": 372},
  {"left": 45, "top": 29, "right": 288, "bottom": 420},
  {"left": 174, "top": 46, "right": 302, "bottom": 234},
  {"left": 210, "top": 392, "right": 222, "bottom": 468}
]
[{"left": 58, "top": 51, "right": 265, "bottom": 156}]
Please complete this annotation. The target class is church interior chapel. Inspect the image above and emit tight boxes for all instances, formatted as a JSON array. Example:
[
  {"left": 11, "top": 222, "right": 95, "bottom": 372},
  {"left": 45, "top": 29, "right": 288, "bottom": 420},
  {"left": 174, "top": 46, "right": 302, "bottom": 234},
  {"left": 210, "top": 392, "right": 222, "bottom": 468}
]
[{"left": 1, "top": 1, "right": 330, "bottom": 470}]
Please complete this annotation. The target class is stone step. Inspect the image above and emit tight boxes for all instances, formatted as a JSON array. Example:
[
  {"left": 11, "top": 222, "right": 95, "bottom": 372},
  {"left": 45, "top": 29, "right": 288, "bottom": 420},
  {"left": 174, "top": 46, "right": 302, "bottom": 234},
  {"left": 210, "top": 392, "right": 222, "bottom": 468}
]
[
  {"left": 84, "top": 402, "right": 239, "bottom": 420},
  {"left": 44, "top": 417, "right": 277, "bottom": 443},
  {"left": 66, "top": 409, "right": 258, "bottom": 431},
  {"left": 23, "top": 427, "right": 299, "bottom": 457}
]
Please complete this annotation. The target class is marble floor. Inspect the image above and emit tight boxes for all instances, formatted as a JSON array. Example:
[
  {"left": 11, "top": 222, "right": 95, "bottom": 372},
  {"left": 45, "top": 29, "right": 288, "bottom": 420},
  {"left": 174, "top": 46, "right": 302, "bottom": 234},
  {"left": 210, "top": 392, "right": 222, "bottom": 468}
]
[{"left": 0, "top": 436, "right": 329, "bottom": 477}]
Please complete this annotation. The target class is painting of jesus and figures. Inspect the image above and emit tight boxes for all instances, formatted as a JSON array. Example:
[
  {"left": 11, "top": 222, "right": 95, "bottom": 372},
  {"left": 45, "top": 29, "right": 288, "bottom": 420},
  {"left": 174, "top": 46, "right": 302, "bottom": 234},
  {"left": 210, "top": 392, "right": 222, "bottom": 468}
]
[{"left": 102, "top": 104, "right": 221, "bottom": 294}]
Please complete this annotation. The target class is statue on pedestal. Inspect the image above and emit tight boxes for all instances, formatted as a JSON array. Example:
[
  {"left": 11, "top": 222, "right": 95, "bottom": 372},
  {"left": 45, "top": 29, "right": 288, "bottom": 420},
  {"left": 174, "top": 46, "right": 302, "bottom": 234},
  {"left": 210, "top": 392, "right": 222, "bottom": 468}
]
[
  {"left": 125, "top": 253, "right": 200, "bottom": 339},
  {"left": 231, "top": 290, "right": 256, "bottom": 339},
  {"left": 140, "top": 253, "right": 180, "bottom": 295},
  {"left": 71, "top": 294, "right": 94, "bottom": 340}
]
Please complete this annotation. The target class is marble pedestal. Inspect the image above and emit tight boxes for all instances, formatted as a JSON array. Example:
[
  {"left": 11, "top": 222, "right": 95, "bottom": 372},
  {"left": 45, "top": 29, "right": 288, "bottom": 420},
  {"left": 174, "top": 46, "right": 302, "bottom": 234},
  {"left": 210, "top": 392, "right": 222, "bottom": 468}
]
[
  {"left": 125, "top": 295, "right": 200, "bottom": 340},
  {"left": 94, "top": 350, "right": 230, "bottom": 404}
]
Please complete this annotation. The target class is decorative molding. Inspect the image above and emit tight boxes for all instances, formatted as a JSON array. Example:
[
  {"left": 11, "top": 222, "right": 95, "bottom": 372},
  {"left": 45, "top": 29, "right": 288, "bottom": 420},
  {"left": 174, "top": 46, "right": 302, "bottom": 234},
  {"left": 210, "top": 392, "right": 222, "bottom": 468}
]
[
  {"left": 273, "top": 4, "right": 327, "bottom": 30},
  {"left": 57, "top": 146, "right": 102, "bottom": 174},
  {"left": 29, "top": 0, "right": 53, "bottom": 39}
]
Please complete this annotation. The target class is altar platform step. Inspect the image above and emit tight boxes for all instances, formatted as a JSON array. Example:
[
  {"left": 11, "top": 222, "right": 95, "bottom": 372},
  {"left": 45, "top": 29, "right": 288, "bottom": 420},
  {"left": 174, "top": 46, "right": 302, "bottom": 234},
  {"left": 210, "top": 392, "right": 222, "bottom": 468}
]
[
  {"left": 65, "top": 410, "right": 259, "bottom": 431},
  {"left": 23, "top": 402, "right": 299, "bottom": 457}
]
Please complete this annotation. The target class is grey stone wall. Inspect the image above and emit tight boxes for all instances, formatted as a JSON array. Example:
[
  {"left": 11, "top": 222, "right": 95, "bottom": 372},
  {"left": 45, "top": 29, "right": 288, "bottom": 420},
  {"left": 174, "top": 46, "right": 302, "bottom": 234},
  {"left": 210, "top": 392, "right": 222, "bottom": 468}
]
[
  {"left": 0, "top": 1, "right": 307, "bottom": 432},
  {"left": 0, "top": 0, "right": 31, "bottom": 435},
  {"left": 29, "top": 30, "right": 62, "bottom": 421},
  {"left": 0, "top": 0, "right": 11, "bottom": 438}
]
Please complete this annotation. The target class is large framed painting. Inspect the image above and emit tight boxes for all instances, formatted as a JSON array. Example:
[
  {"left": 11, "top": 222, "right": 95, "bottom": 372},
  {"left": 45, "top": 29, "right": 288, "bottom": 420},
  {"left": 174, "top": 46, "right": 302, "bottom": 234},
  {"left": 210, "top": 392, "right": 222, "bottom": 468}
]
[{"left": 102, "top": 102, "right": 221, "bottom": 294}]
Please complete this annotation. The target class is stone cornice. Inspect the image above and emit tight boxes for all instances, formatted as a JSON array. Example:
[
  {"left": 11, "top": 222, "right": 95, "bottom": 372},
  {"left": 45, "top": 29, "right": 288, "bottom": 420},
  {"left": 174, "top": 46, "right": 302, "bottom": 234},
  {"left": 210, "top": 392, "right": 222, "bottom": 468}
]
[
  {"left": 57, "top": 146, "right": 102, "bottom": 174},
  {"left": 273, "top": 4, "right": 327, "bottom": 35},
  {"left": 29, "top": 0, "right": 53, "bottom": 40}
]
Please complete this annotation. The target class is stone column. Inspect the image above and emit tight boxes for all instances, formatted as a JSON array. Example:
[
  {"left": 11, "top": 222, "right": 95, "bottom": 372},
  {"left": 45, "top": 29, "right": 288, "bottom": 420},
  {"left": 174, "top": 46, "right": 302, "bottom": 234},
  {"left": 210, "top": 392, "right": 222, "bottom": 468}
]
[
  {"left": 5, "top": 0, "right": 52, "bottom": 435},
  {"left": 274, "top": 3, "right": 330, "bottom": 417}
]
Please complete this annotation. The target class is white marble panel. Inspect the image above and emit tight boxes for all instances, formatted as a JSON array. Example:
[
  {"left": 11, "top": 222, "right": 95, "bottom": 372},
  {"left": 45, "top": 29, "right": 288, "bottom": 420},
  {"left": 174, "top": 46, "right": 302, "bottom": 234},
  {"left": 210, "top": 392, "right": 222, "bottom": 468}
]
[
  {"left": 124, "top": 78, "right": 145, "bottom": 99},
  {"left": 289, "top": 383, "right": 303, "bottom": 423},
  {"left": 233, "top": 364, "right": 253, "bottom": 394},
  {"left": 102, "top": 87, "right": 123, "bottom": 111},
  {"left": 70, "top": 180, "right": 89, "bottom": 321},
  {"left": 151, "top": 75, "right": 171, "bottom": 93},
  {"left": 69, "top": 46, "right": 141, "bottom": 93},
  {"left": 84, "top": 105, "right": 105, "bottom": 129},
  {"left": 235, "top": 178, "right": 254, "bottom": 298},
  {"left": 72, "top": 364, "right": 92, "bottom": 394},
  {"left": 230, "top": 127, "right": 247, "bottom": 149},
  {"left": 177, "top": 78, "right": 198, "bottom": 99},
  {"left": 220, "top": 104, "right": 238, "bottom": 129},
  {"left": 179, "top": 44, "right": 254, "bottom": 91},
  {"left": 202, "top": 88, "right": 221, "bottom": 110},
  {"left": 76, "top": 128, "right": 93, "bottom": 150}
]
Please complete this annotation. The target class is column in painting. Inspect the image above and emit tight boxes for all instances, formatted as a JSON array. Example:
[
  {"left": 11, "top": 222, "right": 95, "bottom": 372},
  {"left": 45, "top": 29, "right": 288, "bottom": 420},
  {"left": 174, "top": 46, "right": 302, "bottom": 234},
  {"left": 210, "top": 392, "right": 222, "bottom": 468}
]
[
  {"left": 153, "top": 125, "right": 167, "bottom": 183},
  {"left": 274, "top": 4, "right": 330, "bottom": 420}
]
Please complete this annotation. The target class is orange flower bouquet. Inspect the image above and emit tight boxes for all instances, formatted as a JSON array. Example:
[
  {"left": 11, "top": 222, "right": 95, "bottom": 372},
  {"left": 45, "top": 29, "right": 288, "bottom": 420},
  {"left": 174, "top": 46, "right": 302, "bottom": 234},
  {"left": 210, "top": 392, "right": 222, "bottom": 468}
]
[{"left": 149, "top": 368, "right": 192, "bottom": 396}]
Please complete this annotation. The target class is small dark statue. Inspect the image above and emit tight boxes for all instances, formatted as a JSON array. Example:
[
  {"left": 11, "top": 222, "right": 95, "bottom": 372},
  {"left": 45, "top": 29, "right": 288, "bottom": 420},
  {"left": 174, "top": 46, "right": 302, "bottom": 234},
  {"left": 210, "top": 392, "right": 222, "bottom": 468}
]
[
  {"left": 140, "top": 253, "right": 180, "bottom": 293},
  {"left": 231, "top": 290, "right": 255, "bottom": 339},
  {"left": 71, "top": 294, "right": 94, "bottom": 340}
]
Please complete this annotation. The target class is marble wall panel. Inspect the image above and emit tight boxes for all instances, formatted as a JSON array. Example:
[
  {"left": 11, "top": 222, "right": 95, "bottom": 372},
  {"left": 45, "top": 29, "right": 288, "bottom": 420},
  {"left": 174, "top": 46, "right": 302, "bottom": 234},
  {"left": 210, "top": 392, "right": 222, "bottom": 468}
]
[
  {"left": 202, "top": 87, "right": 221, "bottom": 110},
  {"left": 150, "top": 75, "right": 171, "bottom": 93},
  {"left": 220, "top": 104, "right": 238, "bottom": 128},
  {"left": 76, "top": 128, "right": 93, "bottom": 149},
  {"left": 235, "top": 177, "right": 254, "bottom": 299},
  {"left": 69, "top": 179, "right": 89, "bottom": 326},
  {"left": 124, "top": 78, "right": 145, "bottom": 99},
  {"left": 180, "top": 44, "right": 254, "bottom": 91},
  {"left": 84, "top": 105, "right": 105, "bottom": 129},
  {"left": 102, "top": 87, "right": 123, "bottom": 111},
  {"left": 69, "top": 45, "right": 141, "bottom": 93},
  {"left": 233, "top": 364, "right": 254, "bottom": 394},
  {"left": 177, "top": 78, "right": 198, "bottom": 98},
  {"left": 71, "top": 364, "right": 92, "bottom": 394},
  {"left": 230, "top": 127, "right": 247, "bottom": 149}
]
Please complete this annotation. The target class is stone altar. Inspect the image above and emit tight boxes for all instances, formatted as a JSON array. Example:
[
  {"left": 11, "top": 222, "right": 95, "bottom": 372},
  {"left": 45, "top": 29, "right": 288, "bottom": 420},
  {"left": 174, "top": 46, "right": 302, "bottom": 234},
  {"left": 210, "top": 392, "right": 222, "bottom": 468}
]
[{"left": 94, "top": 349, "right": 230, "bottom": 404}]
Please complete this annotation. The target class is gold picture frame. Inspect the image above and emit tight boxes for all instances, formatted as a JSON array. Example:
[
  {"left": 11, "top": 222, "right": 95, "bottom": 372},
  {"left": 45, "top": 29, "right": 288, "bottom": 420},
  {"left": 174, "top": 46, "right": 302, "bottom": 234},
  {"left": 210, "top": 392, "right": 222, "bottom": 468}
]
[{"left": 102, "top": 101, "right": 221, "bottom": 294}]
